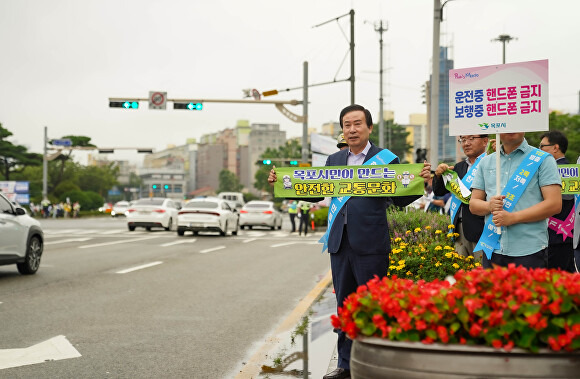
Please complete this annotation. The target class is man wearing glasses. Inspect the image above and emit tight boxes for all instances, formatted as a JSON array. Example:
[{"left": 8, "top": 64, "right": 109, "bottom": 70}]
[
  {"left": 431, "top": 134, "right": 489, "bottom": 259},
  {"left": 470, "top": 133, "right": 562, "bottom": 269},
  {"left": 539, "top": 131, "right": 575, "bottom": 272}
]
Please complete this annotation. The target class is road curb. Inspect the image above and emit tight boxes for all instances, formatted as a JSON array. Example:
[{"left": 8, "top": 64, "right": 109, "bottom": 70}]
[{"left": 235, "top": 269, "right": 333, "bottom": 379}]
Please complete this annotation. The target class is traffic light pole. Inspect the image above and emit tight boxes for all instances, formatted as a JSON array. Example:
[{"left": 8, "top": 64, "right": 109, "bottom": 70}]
[
  {"left": 302, "top": 62, "right": 309, "bottom": 164},
  {"left": 42, "top": 126, "right": 48, "bottom": 200}
]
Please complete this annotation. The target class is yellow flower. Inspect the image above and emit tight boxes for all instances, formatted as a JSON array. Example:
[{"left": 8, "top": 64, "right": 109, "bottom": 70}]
[
  {"left": 475, "top": 262, "right": 481, "bottom": 267},
  {"left": 398, "top": 259, "right": 406, "bottom": 265},
  {"left": 435, "top": 262, "right": 442, "bottom": 267},
  {"left": 453, "top": 252, "right": 459, "bottom": 258},
  {"left": 414, "top": 227, "right": 421, "bottom": 233},
  {"left": 405, "top": 230, "right": 412, "bottom": 235},
  {"left": 466, "top": 256, "right": 474, "bottom": 261},
  {"left": 448, "top": 224, "right": 455, "bottom": 229},
  {"left": 389, "top": 265, "right": 397, "bottom": 270},
  {"left": 396, "top": 266, "right": 403, "bottom": 271},
  {"left": 434, "top": 246, "right": 442, "bottom": 251},
  {"left": 394, "top": 237, "right": 402, "bottom": 243},
  {"left": 435, "top": 230, "right": 442, "bottom": 234},
  {"left": 445, "top": 252, "right": 452, "bottom": 258},
  {"left": 447, "top": 233, "right": 454, "bottom": 238},
  {"left": 454, "top": 233, "right": 460, "bottom": 237},
  {"left": 406, "top": 271, "right": 413, "bottom": 276},
  {"left": 444, "top": 246, "right": 454, "bottom": 250},
  {"left": 425, "top": 226, "right": 431, "bottom": 230},
  {"left": 452, "top": 263, "right": 460, "bottom": 269},
  {"left": 421, "top": 256, "right": 426, "bottom": 260}
]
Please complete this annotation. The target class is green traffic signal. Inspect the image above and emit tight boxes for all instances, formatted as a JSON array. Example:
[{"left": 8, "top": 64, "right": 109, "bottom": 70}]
[
  {"left": 262, "top": 159, "right": 272, "bottom": 165},
  {"left": 289, "top": 160, "right": 298, "bottom": 165},
  {"left": 174, "top": 102, "right": 203, "bottom": 110},
  {"left": 109, "top": 101, "right": 139, "bottom": 109}
]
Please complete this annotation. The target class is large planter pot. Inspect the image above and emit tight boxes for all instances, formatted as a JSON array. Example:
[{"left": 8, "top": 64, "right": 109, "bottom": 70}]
[{"left": 351, "top": 337, "right": 580, "bottom": 378}]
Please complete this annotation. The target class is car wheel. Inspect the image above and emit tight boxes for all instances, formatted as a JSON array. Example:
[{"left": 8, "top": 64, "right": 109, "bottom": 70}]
[
  {"left": 220, "top": 221, "right": 227, "bottom": 236},
  {"left": 165, "top": 218, "right": 173, "bottom": 231},
  {"left": 177, "top": 227, "right": 185, "bottom": 236},
  {"left": 128, "top": 225, "right": 135, "bottom": 231},
  {"left": 193, "top": 231, "right": 199, "bottom": 236},
  {"left": 146, "top": 227, "right": 152, "bottom": 231},
  {"left": 17, "top": 235, "right": 43, "bottom": 275},
  {"left": 232, "top": 221, "right": 239, "bottom": 236}
]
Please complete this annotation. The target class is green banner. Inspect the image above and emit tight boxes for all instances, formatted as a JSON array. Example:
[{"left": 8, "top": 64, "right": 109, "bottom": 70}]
[
  {"left": 273, "top": 164, "right": 424, "bottom": 198},
  {"left": 559, "top": 164, "right": 580, "bottom": 194},
  {"left": 442, "top": 169, "right": 471, "bottom": 204}
]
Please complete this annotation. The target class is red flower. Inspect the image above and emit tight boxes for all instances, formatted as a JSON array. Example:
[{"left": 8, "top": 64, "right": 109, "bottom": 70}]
[{"left": 492, "top": 339, "right": 503, "bottom": 349}]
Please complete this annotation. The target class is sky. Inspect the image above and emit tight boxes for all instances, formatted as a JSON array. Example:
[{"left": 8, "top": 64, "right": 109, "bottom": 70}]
[{"left": 1, "top": 0, "right": 579, "bottom": 165}]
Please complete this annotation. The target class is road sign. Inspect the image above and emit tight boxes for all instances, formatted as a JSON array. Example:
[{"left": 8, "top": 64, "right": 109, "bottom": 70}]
[
  {"left": 149, "top": 91, "right": 167, "bottom": 110},
  {"left": 52, "top": 139, "right": 72, "bottom": 147}
]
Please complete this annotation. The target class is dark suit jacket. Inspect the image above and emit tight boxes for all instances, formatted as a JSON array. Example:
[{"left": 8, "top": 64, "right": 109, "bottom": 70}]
[
  {"left": 432, "top": 160, "right": 485, "bottom": 242},
  {"left": 319, "top": 143, "right": 418, "bottom": 255},
  {"left": 549, "top": 157, "right": 573, "bottom": 246}
]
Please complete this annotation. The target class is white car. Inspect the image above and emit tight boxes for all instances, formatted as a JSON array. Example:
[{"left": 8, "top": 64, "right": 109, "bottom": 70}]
[
  {"left": 0, "top": 192, "right": 44, "bottom": 275},
  {"left": 177, "top": 198, "right": 239, "bottom": 236},
  {"left": 126, "top": 198, "right": 179, "bottom": 231},
  {"left": 111, "top": 201, "right": 131, "bottom": 217},
  {"left": 239, "top": 200, "right": 283, "bottom": 230}
]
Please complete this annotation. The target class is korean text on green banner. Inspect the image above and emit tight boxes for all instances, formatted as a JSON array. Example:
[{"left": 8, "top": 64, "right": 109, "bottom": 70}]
[
  {"left": 273, "top": 164, "right": 424, "bottom": 198},
  {"left": 559, "top": 164, "right": 580, "bottom": 194}
]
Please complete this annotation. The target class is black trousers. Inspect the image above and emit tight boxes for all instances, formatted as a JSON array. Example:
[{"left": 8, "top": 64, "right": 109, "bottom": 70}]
[
  {"left": 330, "top": 226, "right": 388, "bottom": 370},
  {"left": 547, "top": 243, "right": 575, "bottom": 272},
  {"left": 483, "top": 248, "right": 547, "bottom": 269},
  {"left": 288, "top": 213, "right": 296, "bottom": 232},
  {"left": 298, "top": 213, "right": 309, "bottom": 235}
]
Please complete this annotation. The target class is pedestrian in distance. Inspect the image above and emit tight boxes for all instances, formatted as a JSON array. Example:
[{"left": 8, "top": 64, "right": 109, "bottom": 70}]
[
  {"left": 425, "top": 134, "right": 489, "bottom": 260},
  {"left": 297, "top": 200, "right": 310, "bottom": 236},
  {"left": 268, "top": 104, "right": 430, "bottom": 379},
  {"left": 469, "top": 132, "right": 562, "bottom": 269},
  {"left": 539, "top": 130, "right": 575, "bottom": 272},
  {"left": 287, "top": 200, "right": 298, "bottom": 233}
]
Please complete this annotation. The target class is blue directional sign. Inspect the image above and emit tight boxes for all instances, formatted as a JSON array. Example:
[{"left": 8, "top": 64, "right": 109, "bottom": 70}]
[{"left": 52, "top": 139, "right": 72, "bottom": 147}]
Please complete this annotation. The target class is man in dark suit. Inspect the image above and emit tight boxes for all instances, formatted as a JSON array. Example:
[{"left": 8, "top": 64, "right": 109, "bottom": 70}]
[
  {"left": 430, "top": 134, "right": 488, "bottom": 260},
  {"left": 268, "top": 104, "right": 428, "bottom": 379},
  {"left": 573, "top": 155, "right": 580, "bottom": 273},
  {"left": 540, "top": 131, "right": 575, "bottom": 272}
]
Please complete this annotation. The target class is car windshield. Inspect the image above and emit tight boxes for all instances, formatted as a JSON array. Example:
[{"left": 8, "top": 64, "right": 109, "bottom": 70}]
[
  {"left": 186, "top": 201, "right": 219, "bottom": 209},
  {"left": 134, "top": 199, "right": 164, "bottom": 206}
]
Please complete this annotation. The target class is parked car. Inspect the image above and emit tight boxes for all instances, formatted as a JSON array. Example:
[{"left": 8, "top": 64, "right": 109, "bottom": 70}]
[
  {"left": 0, "top": 192, "right": 44, "bottom": 275},
  {"left": 177, "top": 197, "right": 239, "bottom": 236},
  {"left": 111, "top": 201, "right": 131, "bottom": 217},
  {"left": 239, "top": 200, "right": 283, "bottom": 230},
  {"left": 126, "top": 198, "right": 179, "bottom": 231}
]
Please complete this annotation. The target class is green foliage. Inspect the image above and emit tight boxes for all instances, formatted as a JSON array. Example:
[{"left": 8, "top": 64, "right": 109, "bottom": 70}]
[
  {"left": 0, "top": 123, "right": 42, "bottom": 180},
  {"left": 312, "top": 207, "right": 329, "bottom": 227},
  {"left": 218, "top": 169, "right": 243, "bottom": 193},
  {"left": 60, "top": 190, "right": 90, "bottom": 209},
  {"left": 524, "top": 112, "right": 580, "bottom": 161},
  {"left": 53, "top": 180, "right": 81, "bottom": 199},
  {"left": 77, "top": 163, "right": 119, "bottom": 196},
  {"left": 83, "top": 191, "right": 104, "bottom": 210}
]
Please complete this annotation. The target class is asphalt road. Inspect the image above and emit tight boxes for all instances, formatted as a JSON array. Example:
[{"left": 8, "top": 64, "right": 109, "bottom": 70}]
[{"left": 0, "top": 216, "right": 330, "bottom": 378}]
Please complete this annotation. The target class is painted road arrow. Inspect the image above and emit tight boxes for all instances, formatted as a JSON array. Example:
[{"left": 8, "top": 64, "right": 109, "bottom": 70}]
[{"left": 0, "top": 335, "right": 81, "bottom": 370}]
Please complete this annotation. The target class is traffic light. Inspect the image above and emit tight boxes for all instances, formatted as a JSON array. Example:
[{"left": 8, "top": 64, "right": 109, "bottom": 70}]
[
  {"left": 109, "top": 101, "right": 139, "bottom": 109},
  {"left": 174, "top": 102, "right": 203, "bottom": 110},
  {"left": 164, "top": 184, "right": 170, "bottom": 190},
  {"left": 289, "top": 160, "right": 298, "bottom": 166},
  {"left": 262, "top": 159, "right": 272, "bottom": 165}
]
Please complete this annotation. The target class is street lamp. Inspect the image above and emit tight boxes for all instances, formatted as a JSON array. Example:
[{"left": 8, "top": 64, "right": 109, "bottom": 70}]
[{"left": 492, "top": 34, "right": 517, "bottom": 64}]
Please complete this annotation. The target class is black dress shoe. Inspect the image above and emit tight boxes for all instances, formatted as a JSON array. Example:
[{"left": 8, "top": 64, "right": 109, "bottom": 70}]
[{"left": 323, "top": 367, "right": 351, "bottom": 379}]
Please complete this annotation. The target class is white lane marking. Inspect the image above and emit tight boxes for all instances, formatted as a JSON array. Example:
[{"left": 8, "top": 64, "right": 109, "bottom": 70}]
[
  {"left": 0, "top": 335, "right": 81, "bottom": 370},
  {"left": 271, "top": 242, "right": 298, "bottom": 247},
  {"left": 116, "top": 261, "right": 163, "bottom": 274},
  {"left": 78, "top": 236, "right": 159, "bottom": 249},
  {"left": 99, "top": 230, "right": 125, "bottom": 235},
  {"left": 161, "top": 239, "right": 197, "bottom": 247},
  {"left": 199, "top": 246, "right": 226, "bottom": 254},
  {"left": 242, "top": 238, "right": 256, "bottom": 243},
  {"left": 42, "top": 229, "right": 80, "bottom": 235},
  {"left": 45, "top": 238, "right": 92, "bottom": 245}
]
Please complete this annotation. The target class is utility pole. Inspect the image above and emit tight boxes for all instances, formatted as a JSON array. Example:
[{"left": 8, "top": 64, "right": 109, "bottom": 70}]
[
  {"left": 42, "top": 126, "right": 48, "bottom": 200},
  {"left": 302, "top": 62, "right": 309, "bottom": 164},
  {"left": 350, "top": 9, "right": 355, "bottom": 104},
  {"left": 492, "top": 34, "right": 517, "bottom": 64},
  {"left": 429, "top": 0, "right": 441, "bottom": 165},
  {"left": 371, "top": 20, "right": 388, "bottom": 149}
]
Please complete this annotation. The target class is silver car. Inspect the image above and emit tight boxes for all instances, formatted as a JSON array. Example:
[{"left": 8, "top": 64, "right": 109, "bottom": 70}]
[
  {"left": 0, "top": 192, "right": 44, "bottom": 275},
  {"left": 177, "top": 198, "right": 239, "bottom": 236},
  {"left": 239, "top": 200, "right": 283, "bottom": 230}
]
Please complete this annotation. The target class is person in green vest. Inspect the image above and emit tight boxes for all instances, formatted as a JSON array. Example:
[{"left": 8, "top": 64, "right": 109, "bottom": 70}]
[
  {"left": 298, "top": 200, "right": 310, "bottom": 236},
  {"left": 287, "top": 200, "right": 298, "bottom": 233}
]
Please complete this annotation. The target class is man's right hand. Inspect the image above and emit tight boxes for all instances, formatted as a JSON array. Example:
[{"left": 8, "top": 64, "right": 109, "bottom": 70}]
[{"left": 435, "top": 163, "right": 454, "bottom": 177}]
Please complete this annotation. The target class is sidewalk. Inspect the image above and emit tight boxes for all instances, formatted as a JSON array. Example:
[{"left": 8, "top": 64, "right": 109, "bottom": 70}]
[{"left": 235, "top": 270, "right": 338, "bottom": 379}]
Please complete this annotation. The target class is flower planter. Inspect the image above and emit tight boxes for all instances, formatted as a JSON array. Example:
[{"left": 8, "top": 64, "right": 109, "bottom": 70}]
[{"left": 350, "top": 337, "right": 580, "bottom": 379}]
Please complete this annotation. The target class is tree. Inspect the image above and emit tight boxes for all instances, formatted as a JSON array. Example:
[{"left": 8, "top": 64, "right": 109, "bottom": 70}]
[
  {"left": 51, "top": 135, "right": 96, "bottom": 189},
  {"left": 77, "top": 163, "right": 119, "bottom": 197},
  {"left": 0, "top": 123, "right": 42, "bottom": 180},
  {"left": 217, "top": 169, "right": 243, "bottom": 193},
  {"left": 369, "top": 120, "right": 413, "bottom": 163}
]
